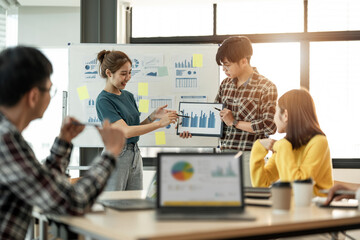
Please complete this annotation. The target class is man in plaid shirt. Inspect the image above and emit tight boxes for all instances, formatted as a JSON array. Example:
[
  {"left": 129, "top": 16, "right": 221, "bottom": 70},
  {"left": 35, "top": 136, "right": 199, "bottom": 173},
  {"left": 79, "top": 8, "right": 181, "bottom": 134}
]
[
  {"left": 0, "top": 46, "right": 125, "bottom": 240},
  {"left": 181, "top": 36, "right": 277, "bottom": 187},
  {"left": 216, "top": 36, "right": 277, "bottom": 187}
]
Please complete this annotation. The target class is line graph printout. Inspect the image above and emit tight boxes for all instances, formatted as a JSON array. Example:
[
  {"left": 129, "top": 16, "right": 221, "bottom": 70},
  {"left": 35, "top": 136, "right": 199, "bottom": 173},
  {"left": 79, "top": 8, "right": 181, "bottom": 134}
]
[{"left": 176, "top": 102, "right": 223, "bottom": 137}]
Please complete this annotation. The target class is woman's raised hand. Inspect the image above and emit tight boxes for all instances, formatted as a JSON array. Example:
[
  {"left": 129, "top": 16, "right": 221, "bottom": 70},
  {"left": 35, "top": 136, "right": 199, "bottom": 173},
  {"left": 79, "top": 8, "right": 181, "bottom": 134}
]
[
  {"left": 259, "top": 138, "right": 276, "bottom": 151},
  {"left": 153, "top": 104, "right": 177, "bottom": 120},
  {"left": 158, "top": 112, "right": 178, "bottom": 128}
]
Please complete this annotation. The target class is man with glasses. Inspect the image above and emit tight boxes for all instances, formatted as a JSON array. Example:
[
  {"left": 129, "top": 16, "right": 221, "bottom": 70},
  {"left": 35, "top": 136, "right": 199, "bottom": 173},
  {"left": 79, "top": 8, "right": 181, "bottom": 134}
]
[
  {"left": 0, "top": 46, "right": 125, "bottom": 240},
  {"left": 39, "top": 84, "right": 57, "bottom": 98},
  {"left": 181, "top": 36, "right": 277, "bottom": 187}
]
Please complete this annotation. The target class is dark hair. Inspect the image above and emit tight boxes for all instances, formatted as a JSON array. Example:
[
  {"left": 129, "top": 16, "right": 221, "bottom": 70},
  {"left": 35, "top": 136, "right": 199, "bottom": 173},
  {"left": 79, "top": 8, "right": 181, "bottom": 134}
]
[
  {"left": 278, "top": 89, "right": 324, "bottom": 149},
  {"left": 0, "top": 46, "right": 53, "bottom": 107},
  {"left": 216, "top": 36, "right": 253, "bottom": 65},
  {"left": 97, "top": 50, "right": 132, "bottom": 78}
]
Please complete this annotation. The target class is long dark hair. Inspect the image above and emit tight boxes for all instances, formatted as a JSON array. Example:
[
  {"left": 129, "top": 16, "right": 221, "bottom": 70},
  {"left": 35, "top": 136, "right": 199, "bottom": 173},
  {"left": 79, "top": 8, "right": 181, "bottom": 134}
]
[{"left": 279, "top": 89, "right": 324, "bottom": 149}]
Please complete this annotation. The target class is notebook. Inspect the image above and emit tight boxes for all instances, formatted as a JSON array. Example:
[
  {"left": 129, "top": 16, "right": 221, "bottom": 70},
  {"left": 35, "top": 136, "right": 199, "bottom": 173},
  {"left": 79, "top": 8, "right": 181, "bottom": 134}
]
[
  {"left": 156, "top": 152, "right": 256, "bottom": 220},
  {"left": 98, "top": 175, "right": 156, "bottom": 211}
]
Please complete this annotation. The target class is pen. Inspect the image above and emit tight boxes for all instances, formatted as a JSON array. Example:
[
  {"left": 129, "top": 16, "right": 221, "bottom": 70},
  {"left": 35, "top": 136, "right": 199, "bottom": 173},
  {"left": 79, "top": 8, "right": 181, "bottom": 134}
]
[
  {"left": 177, "top": 114, "right": 190, "bottom": 118},
  {"left": 214, "top": 107, "right": 221, "bottom": 111},
  {"left": 319, "top": 189, "right": 356, "bottom": 195},
  {"left": 71, "top": 121, "right": 101, "bottom": 127}
]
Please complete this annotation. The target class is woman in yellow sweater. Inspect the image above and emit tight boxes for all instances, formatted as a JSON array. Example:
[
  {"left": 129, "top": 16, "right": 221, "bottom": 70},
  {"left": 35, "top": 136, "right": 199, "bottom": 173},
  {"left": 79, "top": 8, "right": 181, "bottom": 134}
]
[{"left": 250, "top": 89, "right": 333, "bottom": 196}]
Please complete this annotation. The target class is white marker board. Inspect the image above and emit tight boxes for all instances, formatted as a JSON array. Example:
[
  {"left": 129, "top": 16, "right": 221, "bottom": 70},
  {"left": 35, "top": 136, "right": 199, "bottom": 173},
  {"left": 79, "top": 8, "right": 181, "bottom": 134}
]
[{"left": 68, "top": 43, "right": 220, "bottom": 147}]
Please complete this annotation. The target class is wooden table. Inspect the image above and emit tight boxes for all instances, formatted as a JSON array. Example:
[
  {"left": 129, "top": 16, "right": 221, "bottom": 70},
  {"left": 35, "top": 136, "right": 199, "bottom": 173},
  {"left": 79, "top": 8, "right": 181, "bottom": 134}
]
[{"left": 34, "top": 190, "right": 360, "bottom": 240}]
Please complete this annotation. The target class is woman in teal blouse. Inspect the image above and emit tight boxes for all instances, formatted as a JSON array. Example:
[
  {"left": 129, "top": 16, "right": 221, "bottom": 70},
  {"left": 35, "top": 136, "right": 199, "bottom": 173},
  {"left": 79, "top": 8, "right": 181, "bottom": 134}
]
[{"left": 96, "top": 50, "right": 178, "bottom": 191}]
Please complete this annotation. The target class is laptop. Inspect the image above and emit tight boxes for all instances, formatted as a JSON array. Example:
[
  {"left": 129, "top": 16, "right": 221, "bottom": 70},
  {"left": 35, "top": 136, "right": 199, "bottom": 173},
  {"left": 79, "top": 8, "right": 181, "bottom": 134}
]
[
  {"left": 98, "top": 175, "right": 156, "bottom": 211},
  {"left": 156, "top": 152, "right": 255, "bottom": 220}
]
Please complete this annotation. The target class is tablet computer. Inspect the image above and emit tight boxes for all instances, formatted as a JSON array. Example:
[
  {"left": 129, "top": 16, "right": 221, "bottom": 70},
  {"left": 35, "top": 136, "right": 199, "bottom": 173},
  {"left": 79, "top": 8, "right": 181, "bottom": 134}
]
[{"left": 176, "top": 102, "right": 224, "bottom": 137}]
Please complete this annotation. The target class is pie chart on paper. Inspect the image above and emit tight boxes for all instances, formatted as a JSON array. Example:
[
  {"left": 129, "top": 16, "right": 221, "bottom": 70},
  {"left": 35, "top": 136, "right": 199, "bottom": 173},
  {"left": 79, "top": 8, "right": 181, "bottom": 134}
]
[{"left": 171, "top": 161, "right": 194, "bottom": 181}]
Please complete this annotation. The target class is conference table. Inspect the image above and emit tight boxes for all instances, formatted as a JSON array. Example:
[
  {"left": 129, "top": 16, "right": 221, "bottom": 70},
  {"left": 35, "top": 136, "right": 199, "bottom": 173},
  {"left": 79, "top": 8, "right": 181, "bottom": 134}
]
[{"left": 32, "top": 190, "right": 360, "bottom": 240}]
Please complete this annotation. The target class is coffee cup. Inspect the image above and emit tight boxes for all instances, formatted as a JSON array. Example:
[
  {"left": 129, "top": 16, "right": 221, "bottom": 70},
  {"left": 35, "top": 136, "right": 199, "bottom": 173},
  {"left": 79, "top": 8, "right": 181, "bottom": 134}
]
[
  {"left": 271, "top": 181, "right": 292, "bottom": 213},
  {"left": 293, "top": 178, "right": 313, "bottom": 207}
]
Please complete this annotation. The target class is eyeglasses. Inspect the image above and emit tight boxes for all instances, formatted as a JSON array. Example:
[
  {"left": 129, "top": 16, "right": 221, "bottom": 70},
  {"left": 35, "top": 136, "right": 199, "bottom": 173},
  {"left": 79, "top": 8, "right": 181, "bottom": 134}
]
[
  {"left": 38, "top": 85, "right": 57, "bottom": 98},
  {"left": 222, "top": 65, "right": 230, "bottom": 70}
]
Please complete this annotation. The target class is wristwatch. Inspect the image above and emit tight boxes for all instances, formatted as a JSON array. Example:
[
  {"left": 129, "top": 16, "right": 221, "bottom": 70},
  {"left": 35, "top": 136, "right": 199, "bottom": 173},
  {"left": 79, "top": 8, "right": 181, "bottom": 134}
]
[
  {"left": 147, "top": 115, "right": 153, "bottom": 122},
  {"left": 232, "top": 119, "right": 238, "bottom": 127}
]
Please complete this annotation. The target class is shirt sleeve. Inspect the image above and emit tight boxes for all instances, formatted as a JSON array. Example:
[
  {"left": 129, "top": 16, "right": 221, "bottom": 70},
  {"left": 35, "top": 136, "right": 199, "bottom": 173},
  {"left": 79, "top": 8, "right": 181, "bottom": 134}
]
[
  {"left": 250, "top": 83, "right": 277, "bottom": 135},
  {"left": 0, "top": 133, "right": 116, "bottom": 215},
  {"left": 273, "top": 136, "right": 333, "bottom": 196},
  {"left": 96, "top": 97, "right": 123, "bottom": 123},
  {"left": 250, "top": 139, "right": 279, "bottom": 187},
  {"left": 214, "top": 80, "right": 224, "bottom": 103},
  {"left": 42, "top": 137, "right": 73, "bottom": 174}
]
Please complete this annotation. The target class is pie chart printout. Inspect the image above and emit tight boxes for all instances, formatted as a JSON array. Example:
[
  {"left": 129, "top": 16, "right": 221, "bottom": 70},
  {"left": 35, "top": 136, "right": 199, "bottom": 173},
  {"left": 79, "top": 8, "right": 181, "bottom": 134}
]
[{"left": 171, "top": 161, "right": 194, "bottom": 181}]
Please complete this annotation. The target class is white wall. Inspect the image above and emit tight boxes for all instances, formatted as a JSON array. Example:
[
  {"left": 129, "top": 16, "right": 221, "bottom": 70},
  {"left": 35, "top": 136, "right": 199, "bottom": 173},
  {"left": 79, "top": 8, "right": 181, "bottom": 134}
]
[
  {"left": 18, "top": 6, "right": 80, "bottom": 47},
  {"left": 333, "top": 169, "right": 360, "bottom": 184}
]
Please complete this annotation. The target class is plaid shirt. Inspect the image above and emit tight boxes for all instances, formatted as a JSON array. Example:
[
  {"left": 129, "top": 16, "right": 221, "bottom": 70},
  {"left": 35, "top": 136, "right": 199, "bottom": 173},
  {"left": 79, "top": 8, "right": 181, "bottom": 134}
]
[
  {"left": 0, "top": 112, "right": 116, "bottom": 240},
  {"left": 215, "top": 68, "right": 277, "bottom": 151}
]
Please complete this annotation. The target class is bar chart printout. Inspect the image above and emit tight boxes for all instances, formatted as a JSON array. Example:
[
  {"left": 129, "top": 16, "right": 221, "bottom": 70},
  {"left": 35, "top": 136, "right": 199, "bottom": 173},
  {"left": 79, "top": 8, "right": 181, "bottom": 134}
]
[
  {"left": 177, "top": 102, "right": 223, "bottom": 137},
  {"left": 181, "top": 110, "right": 216, "bottom": 128}
]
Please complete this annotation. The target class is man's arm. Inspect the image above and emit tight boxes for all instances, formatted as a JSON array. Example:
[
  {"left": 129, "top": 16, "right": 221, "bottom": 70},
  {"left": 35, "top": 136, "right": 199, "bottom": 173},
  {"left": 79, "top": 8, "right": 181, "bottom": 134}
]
[
  {"left": 42, "top": 137, "right": 72, "bottom": 175},
  {"left": 220, "top": 108, "right": 254, "bottom": 132},
  {"left": 250, "top": 83, "right": 277, "bottom": 136},
  {"left": 0, "top": 132, "right": 117, "bottom": 215},
  {"left": 233, "top": 119, "right": 254, "bottom": 133},
  {"left": 0, "top": 118, "right": 124, "bottom": 215}
]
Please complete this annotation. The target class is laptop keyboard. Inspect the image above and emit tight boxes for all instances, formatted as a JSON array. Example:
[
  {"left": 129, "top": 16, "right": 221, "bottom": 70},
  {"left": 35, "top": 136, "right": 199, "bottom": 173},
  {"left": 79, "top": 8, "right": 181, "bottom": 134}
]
[{"left": 99, "top": 199, "right": 155, "bottom": 210}]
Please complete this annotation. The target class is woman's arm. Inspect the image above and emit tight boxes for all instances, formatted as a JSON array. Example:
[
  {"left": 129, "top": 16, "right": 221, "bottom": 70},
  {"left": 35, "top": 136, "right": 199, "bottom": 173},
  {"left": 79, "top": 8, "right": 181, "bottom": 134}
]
[
  {"left": 250, "top": 139, "right": 279, "bottom": 187},
  {"left": 334, "top": 180, "right": 360, "bottom": 190},
  {"left": 112, "top": 112, "right": 177, "bottom": 139},
  {"left": 140, "top": 104, "right": 177, "bottom": 125},
  {"left": 274, "top": 136, "right": 333, "bottom": 196}
]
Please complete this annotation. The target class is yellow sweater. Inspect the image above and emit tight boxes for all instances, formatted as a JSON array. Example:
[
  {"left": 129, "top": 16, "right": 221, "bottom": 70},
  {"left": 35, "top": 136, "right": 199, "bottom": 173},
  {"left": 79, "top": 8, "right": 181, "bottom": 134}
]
[{"left": 250, "top": 135, "right": 333, "bottom": 196}]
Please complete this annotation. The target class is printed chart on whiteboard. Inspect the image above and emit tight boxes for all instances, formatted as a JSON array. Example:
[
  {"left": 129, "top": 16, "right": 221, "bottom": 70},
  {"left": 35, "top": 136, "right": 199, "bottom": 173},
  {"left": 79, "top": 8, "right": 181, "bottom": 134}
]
[
  {"left": 172, "top": 55, "right": 200, "bottom": 92},
  {"left": 68, "top": 44, "right": 219, "bottom": 147},
  {"left": 176, "top": 102, "right": 223, "bottom": 137}
]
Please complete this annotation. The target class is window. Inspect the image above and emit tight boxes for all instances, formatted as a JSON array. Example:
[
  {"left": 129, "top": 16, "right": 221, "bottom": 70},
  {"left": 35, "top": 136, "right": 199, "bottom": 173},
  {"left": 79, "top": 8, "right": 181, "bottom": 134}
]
[
  {"left": 251, "top": 42, "right": 300, "bottom": 97},
  {"left": 217, "top": 0, "right": 303, "bottom": 34},
  {"left": 6, "top": 8, "right": 18, "bottom": 47},
  {"left": 132, "top": 4, "right": 213, "bottom": 37},
  {"left": 308, "top": 0, "right": 360, "bottom": 32},
  {"left": 310, "top": 41, "right": 360, "bottom": 158},
  {"left": 130, "top": 1, "right": 360, "bottom": 162},
  {"left": 219, "top": 42, "right": 300, "bottom": 97},
  {"left": 22, "top": 49, "right": 77, "bottom": 164},
  {"left": 0, "top": 7, "right": 6, "bottom": 50}
]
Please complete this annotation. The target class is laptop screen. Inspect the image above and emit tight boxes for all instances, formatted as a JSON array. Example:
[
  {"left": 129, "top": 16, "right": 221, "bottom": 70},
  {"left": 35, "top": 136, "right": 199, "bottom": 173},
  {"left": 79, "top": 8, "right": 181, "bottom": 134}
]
[{"left": 158, "top": 153, "right": 243, "bottom": 207}]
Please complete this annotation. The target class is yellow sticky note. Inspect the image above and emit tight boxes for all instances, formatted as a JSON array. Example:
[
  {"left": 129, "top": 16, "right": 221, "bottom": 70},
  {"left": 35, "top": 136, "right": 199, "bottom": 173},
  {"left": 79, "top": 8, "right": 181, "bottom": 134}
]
[
  {"left": 192, "top": 54, "right": 203, "bottom": 67},
  {"left": 138, "top": 99, "right": 149, "bottom": 113},
  {"left": 155, "top": 131, "right": 166, "bottom": 145},
  {"left": 138, "top": 82, "right": 148, "bottom": 96},
  {"left": 77, "top": 85, "right": 90, "bottom": 100}
]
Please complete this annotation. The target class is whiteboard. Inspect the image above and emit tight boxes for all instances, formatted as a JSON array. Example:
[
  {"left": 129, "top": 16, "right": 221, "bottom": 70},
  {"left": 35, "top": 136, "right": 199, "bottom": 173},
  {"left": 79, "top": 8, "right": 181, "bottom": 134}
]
[{"left": 68, "top": 43, "right": 220, "bottom": 147}]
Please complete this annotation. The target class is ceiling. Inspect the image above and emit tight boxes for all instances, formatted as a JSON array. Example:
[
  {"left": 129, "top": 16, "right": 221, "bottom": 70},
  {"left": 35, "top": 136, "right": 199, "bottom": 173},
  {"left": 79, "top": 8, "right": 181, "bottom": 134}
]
[
  {"left": 16, "top": 0, "right": 240, "bottom": 7},
  {"left": 17, "top": 0, "right": 80, "bottom": 7}
]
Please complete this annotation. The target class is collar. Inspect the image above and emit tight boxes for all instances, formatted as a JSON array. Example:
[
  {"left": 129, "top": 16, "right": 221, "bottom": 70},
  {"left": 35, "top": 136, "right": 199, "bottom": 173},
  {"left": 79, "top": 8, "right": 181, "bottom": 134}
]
[
  {"left": 0, "top": 110, "right": 21, "bottom": 135},
  {"left": 231, "top": 67, "right": 259, "bottom": 87}
]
